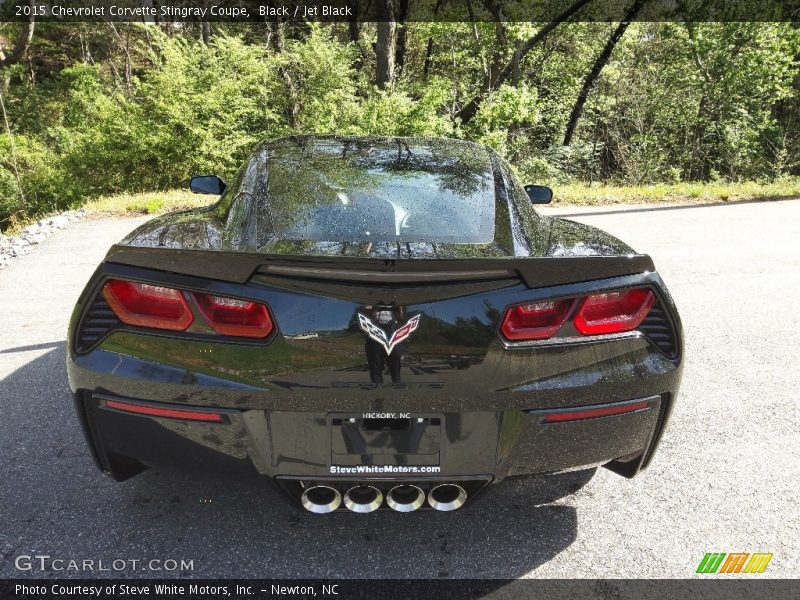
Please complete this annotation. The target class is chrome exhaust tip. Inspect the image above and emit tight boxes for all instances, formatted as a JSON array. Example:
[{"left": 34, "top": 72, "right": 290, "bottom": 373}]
[
  {"left": 427, "top": 483, "right": 467, "bottom": 511},
  {"left": 343, "top": 485, "right": 383, "bottom": 513},
  {"left": 386, "top": 484, "right": 426, "bottom": 512},
  {"left": 301, "top": 485, "right": 342, "bottom": 514}
]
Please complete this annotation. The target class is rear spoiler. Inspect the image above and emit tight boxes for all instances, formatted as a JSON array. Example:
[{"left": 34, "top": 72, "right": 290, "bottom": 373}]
[{"left": 104, "top": 245, "right": 655, "bottom": 289}]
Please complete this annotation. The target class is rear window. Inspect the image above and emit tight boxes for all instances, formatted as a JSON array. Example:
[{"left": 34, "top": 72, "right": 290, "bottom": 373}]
[{"left": 257, "top": 138, "right": 496, "bottom": 244}]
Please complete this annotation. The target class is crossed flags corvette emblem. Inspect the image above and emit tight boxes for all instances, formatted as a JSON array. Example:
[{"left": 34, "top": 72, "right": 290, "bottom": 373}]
[{"left": 358, "top": 313, "right": 421, "bottom": 356}]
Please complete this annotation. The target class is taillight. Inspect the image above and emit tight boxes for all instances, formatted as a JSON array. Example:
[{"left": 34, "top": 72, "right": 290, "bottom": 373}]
[
  {"left": 100, "top": 279, "right": 274, "bottom": 339},
  {"left": 102, "top": 279, "right": 193, "bottom": 331},
  {"left": 499, "top": 287, "right": 658, "bottom": 342},
  {"left": 192, "top": 293, "right": 273, "bottom": 338},
  {"left": 500, "top": 299, "right": 576, "bottom": 341},
  {"left": 574, "top": 288, "right": 655, "bottom": 335}
]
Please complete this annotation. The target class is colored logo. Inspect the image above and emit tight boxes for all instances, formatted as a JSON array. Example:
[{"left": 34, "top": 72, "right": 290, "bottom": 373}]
[
  {"left": 358, "top": 313, "right": 421, "bottom": 355},
  {"left": 696, "top": 553, "right": 773, "bottom": 574}
]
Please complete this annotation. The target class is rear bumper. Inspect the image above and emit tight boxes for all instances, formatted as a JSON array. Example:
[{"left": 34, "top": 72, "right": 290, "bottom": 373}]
[
  {"left": 72, "top": 388, "right": 673, "bottom": 502},
  {"left": 68, "top": 324, "right": 682, "bottom": 496}
]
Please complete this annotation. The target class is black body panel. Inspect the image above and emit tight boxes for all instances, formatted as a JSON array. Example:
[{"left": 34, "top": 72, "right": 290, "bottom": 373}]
[{"left": 66, "top": 135, "right": 684, "bottom": 510}]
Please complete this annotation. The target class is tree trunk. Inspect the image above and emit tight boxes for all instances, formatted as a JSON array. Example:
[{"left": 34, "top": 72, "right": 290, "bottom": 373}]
[
  {"left": 348, "top": 19, "right": 363, "bottom": 75},
  {"left": 375, "top": 1, "right": 396, "bottom": 89},
  {"left": 457, "top": 0, "right": 591, "bottom": 125},
  {"left": 0, "top": 5, "right": 36, "bottom": 69},
  {"left": 348, "top": 3, "right": 360, "bottom": 44},
  {"left": 201, "top": 22, "right": 212, "bottom": 45},
  {"left": 421, "top": 0, "right": 444, "bottom": 81},
  {"left": 685, "top": 22, "right": 714, "bottom": 180},
  {"left": 423, "top": 38, "right": 434, "bottom": 80},
  {"left": 511, "top": 40, "right": 522, "bottom": 86},
  {"left": 395, "top": 0, "right": 410, "bottom": 74},
  {"left": 464, "top": 0, "right": 488, "bottom": 79},
  {"left": 483, "top": 1, "right": 508, "bottom": 87},
  {"left": 563, "top": 1, "right": 644, "bottom": 146},
  {"left": 270, "top": 22, "right": 300, "bottom": 128},
  {"left": 107, "top": 23, "right": 133, "bottom": 95}
]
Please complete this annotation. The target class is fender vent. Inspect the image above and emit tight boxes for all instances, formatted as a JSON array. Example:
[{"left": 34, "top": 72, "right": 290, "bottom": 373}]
[
  {"left": 76, "top": 294, "right": 120, "bottom": 353},
  {"left": 639, "top": 300, "right": 677, "bottom": 358}
]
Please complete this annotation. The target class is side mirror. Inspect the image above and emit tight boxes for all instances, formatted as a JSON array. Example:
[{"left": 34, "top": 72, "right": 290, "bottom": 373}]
[
  {"left": 525, "top": 184, "right": 553, "bottom": 204},
  {"left": 190, "top": 175, "right": 227, "bottom": 195}
]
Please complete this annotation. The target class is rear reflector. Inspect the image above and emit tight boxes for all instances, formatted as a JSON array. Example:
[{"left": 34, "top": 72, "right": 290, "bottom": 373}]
[
  {"left": 102, "top": 280, "right": 193, "bottom": 331},
  {"left": 105, "top": 399, "right": 223, "bottom": 422},
  {"left": 543, "top": 401, "right": 650, "bottom": 423},
  {"left": 500, "top": 298, "right": 576, "bottom": 341},
  {"left": 573, "top": 288, "right": 655, "bottom": 335},
  {"left": 192, "top": 293, "right": 273, "bottom": 338}
]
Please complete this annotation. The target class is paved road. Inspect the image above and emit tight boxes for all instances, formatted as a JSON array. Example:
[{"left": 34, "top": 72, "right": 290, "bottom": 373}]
[{"left": 1, "top": 200, "right": 798, "bottom": 579}]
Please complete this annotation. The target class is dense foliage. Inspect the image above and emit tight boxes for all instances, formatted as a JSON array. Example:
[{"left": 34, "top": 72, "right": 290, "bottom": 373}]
[{"left": 0, "top": 19, "right": 798, "bottom": 229}]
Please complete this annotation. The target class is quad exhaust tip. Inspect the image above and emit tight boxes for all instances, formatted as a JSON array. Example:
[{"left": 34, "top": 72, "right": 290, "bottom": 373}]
[
  {"left": 386, "top": 484, "right": 426, "bottom": 512},
  {"left": 427, "top": 483, "right": 467, "bottom": 511},
  {"left": 301, "top": 485, "right": 342, "bottom": 514},
  {"left": 301, "top": 482, "right": 468, "bottom": 513},
  {"left": 343, "top": 485, "right": 383, "bottom": 513}
]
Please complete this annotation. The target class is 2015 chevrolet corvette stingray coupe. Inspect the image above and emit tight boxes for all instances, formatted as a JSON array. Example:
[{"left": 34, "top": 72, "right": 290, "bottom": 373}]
[{"left": 67, "top": 135, "right": 682, "bottom": 513}]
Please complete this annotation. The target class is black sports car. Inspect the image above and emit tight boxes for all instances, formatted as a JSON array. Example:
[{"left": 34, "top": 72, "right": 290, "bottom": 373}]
[{"left": 67, "top": 135, "right": 682, "bottom": 513}]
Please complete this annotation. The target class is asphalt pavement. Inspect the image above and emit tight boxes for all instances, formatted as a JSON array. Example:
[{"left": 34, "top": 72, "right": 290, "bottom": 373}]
[{"left": 1, "top": 199, "right": 798, "bottom": 579}]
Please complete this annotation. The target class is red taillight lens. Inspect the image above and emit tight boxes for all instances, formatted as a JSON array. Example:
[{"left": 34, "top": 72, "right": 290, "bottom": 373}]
[
  {"left": 500, "top": 298, "right": 576, "bottom": 341},
  {"left": 573, "top": 287, "right": 655, "bottom": 335},
  {"left": 102, "top": 279, "right": 193, "bottom": 331},
  {"left": 192, "top": 293, "right": 273, "bottom": 338}
]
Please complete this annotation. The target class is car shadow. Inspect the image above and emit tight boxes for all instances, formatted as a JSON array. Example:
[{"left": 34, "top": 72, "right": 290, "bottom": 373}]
[{"left": 0, "top": 345, "right": 588, "bottom": 579}]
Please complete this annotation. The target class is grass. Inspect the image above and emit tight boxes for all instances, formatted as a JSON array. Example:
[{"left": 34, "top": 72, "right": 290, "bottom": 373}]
[
  {"left": 83, "top": 189, "right": 215, "bottom": 216},
  {"left": 1, "top": 190, "right": 212, "bottom": 235},
  {"left": 553, "top": 178, "right": 800, "bottom": 206}
]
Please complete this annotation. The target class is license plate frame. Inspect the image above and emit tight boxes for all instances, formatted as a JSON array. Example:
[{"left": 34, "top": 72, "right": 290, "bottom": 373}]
[{"left": 329, "top": 413, "right": 442, "bottom": 466}]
